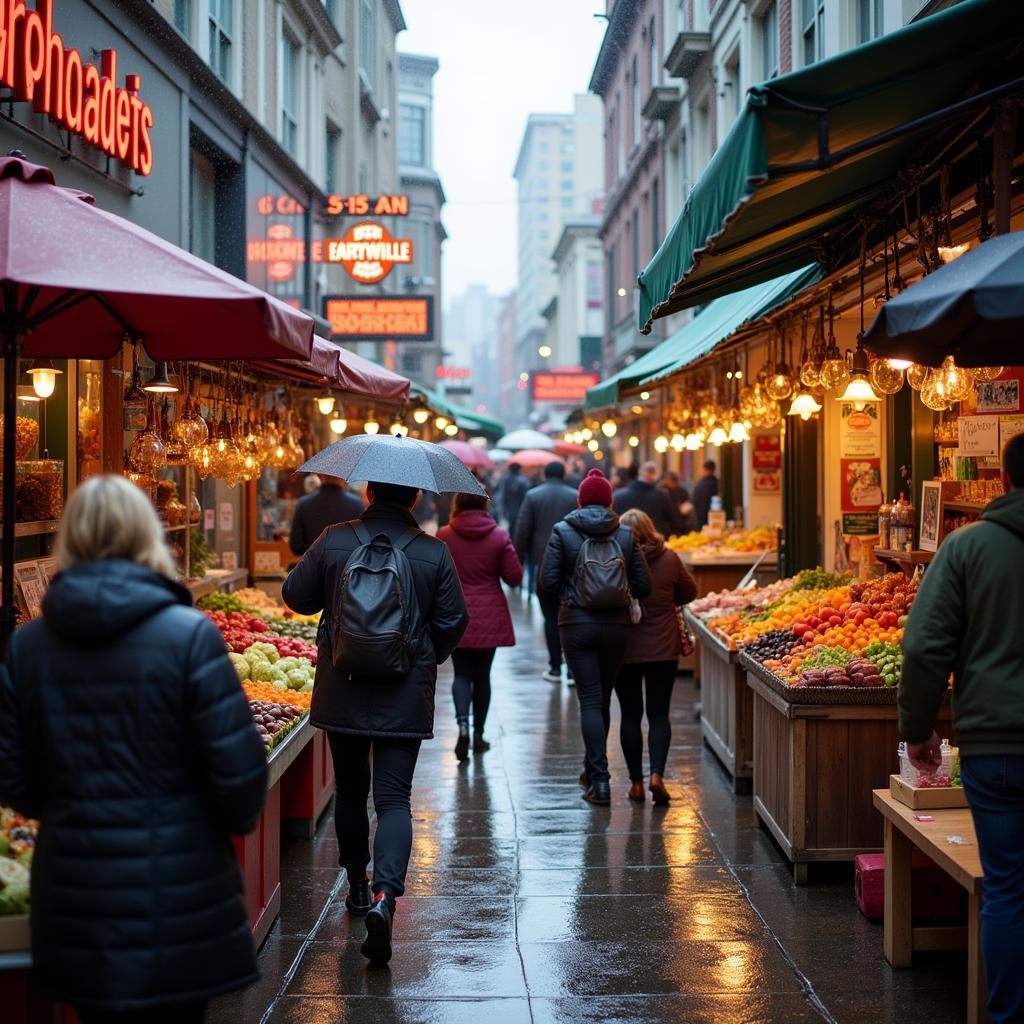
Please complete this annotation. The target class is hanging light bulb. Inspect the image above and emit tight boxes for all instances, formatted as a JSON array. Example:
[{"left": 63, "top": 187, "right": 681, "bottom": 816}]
[
  {"left": 587, "top": 438, "right": 600, "bottom": 452},
  {"left": 920, "top": 373, "right": 953, "bottom": 411},
  {"left": 390, "top": 420, "right": 409, "bottom": 437},
  {"left": 728, "top": 421, "right": 750, "bottom": 443},
  {"left": 640, "top": 391, "right": 650, "bottom": 401},
  {"left": 628, "top": 435, "right": 639, "bottom": 448},
  {"left": 434, "top": 416, "right": 448, "bottom": 430},
  {"left": 937, "top": 243, "right": 970, "bottom": 263},
  {"left": 766, "top": 354, "right": 794, "bottom": 401},
  {"left": 316, "top": 388, "right": 336, "bottom": 415},
  {"left": 788, "top": 391, "right": 822, "bottom": 420},
  {"left": 653, "top": 434, "right": 669, "bottom": 453},
  {"left": 836, "top": 343, "right": 881, "bottom": 411},
  {"left": 708, "top": 426, "right": 728, "bottom": 446},
  {"left": 581, "top": 428, "right": 593, "bottom": 441},
  {"left": 329, "top": 414, "right": 348, "bottom": 435},
  {"left": 26, "top": 359, "right": 62, "bottom": 399},
  {"left": 572, "top": 430, "right": 584, "bottom": 444},
  {"left": 886, "top": 358, "right": 914, "bottom": 371},
  {"left": 600, "top": 419, "right": 617, "bottom": 438},
  {"left": 670, "top": 433, "right": 685, "bottom": 451},
  {"left": 563, "top": 431, "right": 574, "bottom": 443},
  {"left": 938, "top": 355, "right": 976, "bottom": 403},
  {"left": 869, "top": 358, "right": 905, "bottom": 395},
  {"left": 975, "top": 366, "right": 1004, "bottom": 382},
  {"left": 413, "top": 407, "right": 430, "bottom": 425},
  {"left": 444, "top": 423, "right": 459, "bottom": 437},
  {"left": 907, "top": 364, "right": 931, "bottom": 390},
  {"left": 364, "top": 415, "right": 380, "bottom": 435},
  {"left": 143, "top": 361, "right": 178, "bottom": 394}
]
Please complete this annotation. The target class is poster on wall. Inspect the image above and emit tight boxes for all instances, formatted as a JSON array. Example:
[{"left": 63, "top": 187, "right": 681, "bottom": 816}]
[
  {"left": 1000, "top": 413, "right": 1024, "bottom": 450},
  {"left": 839, "top": 403, "right": 881, "bottom": 459},
  {"left": 977, "top": 379, "right": 1020, "bottom": 413},
  {"left": 840, "top": 458, "right": 883, "bottom": 513},
  {"left": 751, "top": 434, "right": 781, "bottom": 493}
]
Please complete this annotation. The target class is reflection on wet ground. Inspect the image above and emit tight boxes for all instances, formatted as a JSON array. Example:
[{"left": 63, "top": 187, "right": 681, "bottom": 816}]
[{"left": 209, "top": 597, "right": 968, "bottom": 1024}]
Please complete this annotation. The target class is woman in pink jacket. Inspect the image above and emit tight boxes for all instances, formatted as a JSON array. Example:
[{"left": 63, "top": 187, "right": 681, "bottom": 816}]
[{"left": 439, "top": 493, "right": 523, "bottom": 761}]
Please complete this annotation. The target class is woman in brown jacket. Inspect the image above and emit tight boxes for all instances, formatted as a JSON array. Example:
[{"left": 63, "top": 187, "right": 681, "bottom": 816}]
[{"left": 614, "top": 509, "right": 698, "bottom": 805}]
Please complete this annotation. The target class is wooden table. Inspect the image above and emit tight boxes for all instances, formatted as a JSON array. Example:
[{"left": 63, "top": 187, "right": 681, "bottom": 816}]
[{"left": 872, "top": 789, "right": 987, "bottom": 1024}]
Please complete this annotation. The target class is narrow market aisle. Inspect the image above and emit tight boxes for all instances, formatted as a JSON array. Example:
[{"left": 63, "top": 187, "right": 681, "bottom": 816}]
[{"left": 209, "top": 598, "right": 968, "bottom": 1024}]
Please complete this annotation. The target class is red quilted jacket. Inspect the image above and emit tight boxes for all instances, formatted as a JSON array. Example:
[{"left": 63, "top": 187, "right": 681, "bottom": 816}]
[{"left": 439, "top": 511, "right": 523, "bottom": 649}]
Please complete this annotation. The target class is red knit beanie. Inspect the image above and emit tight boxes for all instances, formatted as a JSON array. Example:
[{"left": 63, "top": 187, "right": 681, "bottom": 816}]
[{"left": 577, "top": 468, "right": 613, "bottom": 507}]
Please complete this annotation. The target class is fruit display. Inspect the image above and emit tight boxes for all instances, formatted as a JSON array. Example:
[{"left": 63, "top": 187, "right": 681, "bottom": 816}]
[
  {"left": 690, "top": 577, "right": 794, "bottom": 617},
  {"left": 248, "top": 699, "right": 305, "bottom": 751},
  {"left": 229, "top": 640, "right": 315, "bottom": 692},
  {"left": 232, "top": 587, "right": 285, "bottom": 617},
  {"left": 0, "top": 808, "right": 36, "bottom": 916},
  {"left": 197, "top": 592, "right": 250, "bottom": 614},
  {"left": 267, "top": 616, "right": 318, "bottom": 644},
  {"left": 244, "top": 679, "right": 313, "bottom": 709},
  {"left": 204, "top": 610, "right": 318, "bottom": 663},
  {"left": 667, "top": 525, "right": 777, "bottom": 556}
]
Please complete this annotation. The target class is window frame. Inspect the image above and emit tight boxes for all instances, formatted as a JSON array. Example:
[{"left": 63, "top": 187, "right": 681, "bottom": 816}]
[
  {"left": 279, "top": 28, "right": 301, "bottom": 157},
  {"left": 398, "top": 103, "right": 426, "bottom": 166},
  {"left": 649, "top": 16, "right": 657, "bottom": 90},
  {"left": 802, "top": 0, "right": 825, "bottom": 65},
  {"left": 760, "top": 1, "right": 779, "bottom": 80},
  {"left": 631, "top": 53, "right": 640, "bottom": 148},
  {"left": 359, "top": 0, "right": 377, "bottom": 92},
  {"left": 207, "top": 0, "right": 233, "bottom": 84}
]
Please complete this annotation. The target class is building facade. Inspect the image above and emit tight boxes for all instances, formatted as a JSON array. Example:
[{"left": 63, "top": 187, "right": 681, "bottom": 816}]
[
  {"left": 497, "top": 291, "right": 519, "bottom": 422},
  {"left": 445, "top": 285, "right": 503, "bottom": 417},
  {"left": 511, "top": 93, "right": 603, "bottom": 423},
  {"left": 397, "top": 52, "right": 445, "bottom": 386}
]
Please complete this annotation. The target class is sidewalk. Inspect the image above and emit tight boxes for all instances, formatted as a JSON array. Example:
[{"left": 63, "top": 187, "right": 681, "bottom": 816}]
[{"left": 209, "top": 598, "right": 968, "bottom": 1024}]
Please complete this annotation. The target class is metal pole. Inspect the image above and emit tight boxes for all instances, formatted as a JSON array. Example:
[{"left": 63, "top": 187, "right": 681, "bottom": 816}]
[
  {"left": 993, "top": 99, "right": 1019, "bottom": 236},
  {"left": 2, "top": 329, "right": 21, "bottom": 651}
]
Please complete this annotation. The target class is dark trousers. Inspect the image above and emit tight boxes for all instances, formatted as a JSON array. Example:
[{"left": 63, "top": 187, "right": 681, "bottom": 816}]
[
  {"left": 614, "top": 660, "right": 677, "bottom": 781},
  {"left": 77, "top": 1004, "right": 206, "bottom": 1024},
  {"left": 561, "top": 620, "right": 628, "bottom": 784},
  {"left": 327, "top": 732, "right": 422, "bottom": 900},
  {"left": 961, "top": 755, "right": 1024, "bottom": 1024},
  {"left": 452, "top": 647, "right": 496, "bottom": 733},
  {"left": 538, "top": 591, "right": 563, "bottom": 673}
]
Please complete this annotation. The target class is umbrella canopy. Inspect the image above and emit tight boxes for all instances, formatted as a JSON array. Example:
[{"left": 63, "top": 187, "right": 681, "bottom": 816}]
[
  {"left": 439, "top": 439, "right": 495, "bottom": 469},
  {"left": 0, "top": 156, "right": 314, "bottom": 361},
  {"left": 511, "top": 449, "right": 563, "bottom": 469},
  {"left": 298, "top": 435, "right": 487, "bottom": 495},
  {"left": 864, "top": 234, "right": 1024, "bottom": 367},
  {"left": 489, "top": 449, "right": 512, "bottom": 464},
  {"left": 497, "top": 428, "right": 553, "bottom": 451},
  {"left": 553, "top": 441, "right": 588, "bottom": 455}
]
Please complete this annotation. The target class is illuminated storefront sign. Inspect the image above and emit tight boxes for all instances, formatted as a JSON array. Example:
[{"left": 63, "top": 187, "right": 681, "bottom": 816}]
[
  {"left": 435, "top": 366, "right": 471, "bottom": 380},
  {"left": 324, "top": 296, "right": 434, "bottom": 341},
  {"left": 246, "top": 223, "right": 306, "bottom": 283},
  {"left": 532, "top": 369, "right": 602, "bottom": 403},
  {"left": 326, "top": 194, "right": 409, "bottom": 217},
  {"left": 325, "top": 222, "right": 413, "bottom": 284},
  {"left": 0, "top": 0, "right": 154, "bottom": 174}
]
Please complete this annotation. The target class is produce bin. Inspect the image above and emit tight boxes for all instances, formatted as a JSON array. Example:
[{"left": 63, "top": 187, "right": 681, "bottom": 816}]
[
  {"left": 282, "top": 726, "right": 336, "bottom": 838},
  {"left": 740, "top": 652, "right": 952, "bottom": 884},
  {"left": 685, "top": 609, "right": 752, "bottom": 793}
]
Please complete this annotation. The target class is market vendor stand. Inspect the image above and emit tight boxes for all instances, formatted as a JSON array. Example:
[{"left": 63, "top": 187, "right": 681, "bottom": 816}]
[
  {"left": 685, "top": 609, "right": 753, "bottom": 793},
  {"left": 873, "top": 789, "right": 987, "bottom": 1024},
  {"left": 741, "top": 651, "right": 952, "bottom": 883}
]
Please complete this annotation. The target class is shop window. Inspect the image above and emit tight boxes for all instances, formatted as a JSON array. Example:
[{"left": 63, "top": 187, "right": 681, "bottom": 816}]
[
  {"left": 760, "top": 1, "right": 779, "bottom": 80},
  {"left": 802, "top": 0, "right": 825, "bottom": 65},
  {"left": 77, "top": 360, "right": 103, "bottom": 483},
  {"left": 857, "top": 0, "right": 884, "bottom": 42},
  {"left": 649, "top": 16, "right": 657, "bottom": 89},
  {"left": 724, "top": 49, "right": 741, "bottom": 127},
  {"left": 359, "top": 0, "right": 377, "bottom": 91},
  {"left": 399, "top": 103, "right": 426, "bottom": 166},
  {"left": 174, "top": 0, "right": 192, "bottom": 38},
  {"left": 400, "top": 351, "right": 422, "bottom": 376},
  {"left": 325, "top": 123, "right": 341, "bottom": 193},
  {"left": 208, "top": 0, "right": 232, "bottom": 84},
  {"left": 279, "top": 30, "right": 301, "bottom": 156},
  {"left": 189, "top": 150, "right": 217, "bottom": 263}
]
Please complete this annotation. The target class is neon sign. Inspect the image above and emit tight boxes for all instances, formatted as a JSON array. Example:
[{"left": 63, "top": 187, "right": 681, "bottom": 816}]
[
  {"left": 255, "top": 194, "right": 411, "bottom": 218},
  {"left": 324, "top": 297, "right": 434, "bottom": 341},
  {"left": 532, "top": 370, "right": 602, "bottom": 403},
  {"left": 325, "top": 222, "right": 413, "bottom": 284},
  {"left": 0, "top": 0, "right": 155, "bottom": 175}
]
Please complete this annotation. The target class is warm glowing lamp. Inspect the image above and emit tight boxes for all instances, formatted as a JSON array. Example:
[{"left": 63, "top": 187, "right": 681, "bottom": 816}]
[
  {"left": 413, "top": 407, "right": 430, "bottom": 425},
  {"left": 316, "top": 388, "right": 336, "bottom": 415},
  {"left": 788, "top": 391, "right": 822, "bottom": 420},
  {"left": 26, "top": 359, "right": 62, "bottom": 399},
  {"left": 142, "top": 361, "right": 178, "bottom": 394},
  {"left": 600, "top": 419, "right": 617, "bottom": 438}
]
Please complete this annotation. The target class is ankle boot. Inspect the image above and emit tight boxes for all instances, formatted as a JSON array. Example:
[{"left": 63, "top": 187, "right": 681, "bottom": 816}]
[
  {"left": 361, "top": 892, "right": 394, "bottom": 964},
  {"left": 345, "top": 874, "right": 372, "bottom": 916},
  {"left": 455, "top": 721, "right": 470, "bottom": 762},
  {"left": 649, "top": 773, "right": 671, "bottom": 806},
  {"left": 473, "top": 734, "right": 490, "bottom": 752}
]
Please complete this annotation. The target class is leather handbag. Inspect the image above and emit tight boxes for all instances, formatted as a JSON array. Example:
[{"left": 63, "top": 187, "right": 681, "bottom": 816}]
[{"left": 675, "top": 606, "right": 696, "bottom": 656}]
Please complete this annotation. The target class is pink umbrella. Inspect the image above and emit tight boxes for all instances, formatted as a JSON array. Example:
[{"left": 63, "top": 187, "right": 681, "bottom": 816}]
[
  {"left": 440, "top": 439, "right": 494, "bottom": 469},
  {"left": 0, "top": 154, "right": 316, "bottom": 641},
  {"left": 511, "top": 449, "right": 564, "bottom": 469},
  {"left": 553, "top": 441, "right": 588, "bottom": 455}
]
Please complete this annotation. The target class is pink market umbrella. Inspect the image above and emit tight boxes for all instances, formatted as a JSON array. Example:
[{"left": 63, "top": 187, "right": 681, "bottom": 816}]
[
  {"left": 0, "top": 153, "right": 316, "bottom": 642},
  {"left": 511, "top": 449, "right": 564, "bottom": 469},
  {"left": 440, "top": 439, "right": 495, "bottom": 469}
]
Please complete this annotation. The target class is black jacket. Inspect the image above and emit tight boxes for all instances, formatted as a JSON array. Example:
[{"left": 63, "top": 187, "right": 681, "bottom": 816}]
[
  {"left": 282, "top": 502, "right": 469, "bottom": 739},
  {"left": 539, "top": 505, "right": 652, "bottom": 626},
  {"left": 514, "top": 479, "right": 579, "bottom": 572},
  {"left": 692, "top": 475, "right": 720, "bottom": 529},
  {"left": 0, "top": 560, "right": 266, "bottom": 1011},
  {"left": 289, "top": 483, "right": 365, "bottom": 556},
  {"left": 612, "top": 479, "right": 684, "bottom": 538},
  {"left": 496, "top": 472, "right": 529, "bottom": 531}
]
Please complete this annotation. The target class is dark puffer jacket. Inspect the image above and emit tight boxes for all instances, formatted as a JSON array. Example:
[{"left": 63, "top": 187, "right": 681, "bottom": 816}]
[
  {"left": 439, "top": 509, "right": 523, "bottom": 649},
  {"left": 539, "top": 505, "right": 652, "bottom": 626},
  {"left": 0, "top": 560, "right": 267, "bottom": 1012},
  {"left": 282, "top": 502, "right": 469, "bottom": 738}
]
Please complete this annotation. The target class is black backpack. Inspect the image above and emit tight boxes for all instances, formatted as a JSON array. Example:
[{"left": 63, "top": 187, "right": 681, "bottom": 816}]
[
  {"left": 571, "top": 527, "right": 632, "bottom": 611},
  {"left": 329, "top": 523, "right": 424, "bottom": 678}
]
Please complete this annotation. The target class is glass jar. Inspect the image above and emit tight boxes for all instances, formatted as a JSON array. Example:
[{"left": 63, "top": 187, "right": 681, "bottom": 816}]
[
  {"left": 877, "top": 499, "right": 891, "bottom": 549},
  {"left": 14, "top": 459, "right": 64, "bottom": 521}
]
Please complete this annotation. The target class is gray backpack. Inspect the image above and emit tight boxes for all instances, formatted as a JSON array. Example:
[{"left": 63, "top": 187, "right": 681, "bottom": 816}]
[
  {"left": 571, "top": 528, "right": 632, "bottom": 611},
  {"left": 330, "top": 523, "right": 424, "bottom": 678}
]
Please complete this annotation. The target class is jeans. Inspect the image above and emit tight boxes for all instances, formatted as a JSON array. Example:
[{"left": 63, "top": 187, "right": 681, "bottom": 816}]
[
  {"left": 961, "top": 754, "right": 1024, "bottom": 1024},
  {"left": 76, "top": 1003, "right": 206, "bottom": 1024},
  {"left": 452, "top": 647, "right": 496, "bottom": 733},
  {"left": 561, "top": 620, "right": 628, "bottom": 784},
  {"left": 538, "top": 591, "right": 563, "bottom": 673},
  {"left": 614, "top": 660, "right": 677, "bottom": 780},
  {"left": 327, "top": 732, "right": 422, "bottom": 900}
]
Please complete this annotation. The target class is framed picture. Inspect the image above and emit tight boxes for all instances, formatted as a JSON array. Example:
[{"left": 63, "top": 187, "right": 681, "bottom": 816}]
[{"left": 919, "top": 481, "right": 943, "bottom": 552}]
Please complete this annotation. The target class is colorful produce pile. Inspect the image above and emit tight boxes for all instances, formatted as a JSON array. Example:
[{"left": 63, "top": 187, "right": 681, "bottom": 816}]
[
  {"left": 693, "top": 568, "right": 918, "bottom": 689},
  {"left": 0, "top": 807, "right": 35, "bottom": 916},
  {"left": 204, "top": 609, "right": 317, "bottom": 663},
  {"left": 232, "top": 587, "right": 285, "bottom": 617},
  {"left": 690, "top": 577, "right": 793, "bottom": 618},
  {"left": 248, "top": 700, "right": 305, "bottom": 751},
  {"left": 667, "top": 525, "right": 777, "bottom": 556},
  {"left": 244, "top": 680, "right": 313, "bottom": 709},
  {"left": 229, "top": 641, "right": 315, "bottom": 692}
]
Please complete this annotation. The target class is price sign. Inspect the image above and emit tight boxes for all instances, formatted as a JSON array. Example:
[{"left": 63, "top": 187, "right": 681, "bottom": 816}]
[{"left": 958, "top": 415, "right": 1000, "bottom": 457}]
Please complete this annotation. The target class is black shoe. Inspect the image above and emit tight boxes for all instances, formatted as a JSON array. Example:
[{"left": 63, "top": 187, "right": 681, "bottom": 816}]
[
  {"left": 582, "top": 781, "right": 611, "bottom": 806},
  {"left": 578, "top": 771, "right": 591, "bottom": 789},
  {"left": 361, "top": 893, "right": 394, "bottom": 964},
  {"left": 473, "top": 735, "right": 490, "bottom": 752},
  {"left": 455, "top": 723, "right": 470, "bottom": 762},
  {"left": 345, "top": 875, "right": 372, "bottom": 916}
]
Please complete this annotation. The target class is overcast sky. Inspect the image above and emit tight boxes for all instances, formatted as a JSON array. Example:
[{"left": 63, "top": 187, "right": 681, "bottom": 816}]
[{"left": 399, "top": 0, "right": 607, "bottom": 306}]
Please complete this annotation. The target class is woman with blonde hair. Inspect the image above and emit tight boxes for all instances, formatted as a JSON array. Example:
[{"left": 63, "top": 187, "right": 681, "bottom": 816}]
[
  {"left": 0, "top": 475, "right": 267, "bottom": 1024},
  {"left": 614, "top": 508, "right": 697, "bottom": 805}
]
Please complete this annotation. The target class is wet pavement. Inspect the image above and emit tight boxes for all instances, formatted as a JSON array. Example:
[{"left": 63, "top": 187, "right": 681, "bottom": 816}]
[{"left": 210, "top": 597, "right": 970, "bottom": 1024}]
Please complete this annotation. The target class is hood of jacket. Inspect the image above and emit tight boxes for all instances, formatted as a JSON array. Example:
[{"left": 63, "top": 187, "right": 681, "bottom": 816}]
[
  {"left": 449, "top": 508, "right": 499, "bottom": 540},
  {"left": 564, "top": 505, "right": 620, "bottom": 536},
  {"left": 42, "top": 559, "right": 191, "bottom": 645},
  {"left": 641, "top": 540, "right": 666, "bottom": 562},
  {"left": 980, "top": 489, "right": 1024, "bottom": 540}
]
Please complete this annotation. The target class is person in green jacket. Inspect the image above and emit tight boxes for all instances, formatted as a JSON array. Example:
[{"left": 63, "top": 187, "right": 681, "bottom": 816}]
[{"left": 899, "top": 431, "right": 1024, "bottom": 1024}]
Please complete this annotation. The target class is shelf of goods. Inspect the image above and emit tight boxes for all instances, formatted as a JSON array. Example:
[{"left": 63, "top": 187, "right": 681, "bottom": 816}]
[{"left": 690, "top": 569, "right": 951, "bottom": 882}]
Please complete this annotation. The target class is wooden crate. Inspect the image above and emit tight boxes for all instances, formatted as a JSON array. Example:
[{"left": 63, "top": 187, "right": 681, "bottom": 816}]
[
  {"left": 890, "top": 774, "right": 969, "bottom": 810},
  {"left": 743, "top": 660, "right": 952, "bottom": 884},
  {"left": 687, "top": 611, "right": 752, "bottom": 793}
]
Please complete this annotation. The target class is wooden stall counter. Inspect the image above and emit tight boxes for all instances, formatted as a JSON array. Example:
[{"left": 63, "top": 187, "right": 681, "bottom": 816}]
[{"left": 873, "top": 789, "right": 987, "bottom": 1024}]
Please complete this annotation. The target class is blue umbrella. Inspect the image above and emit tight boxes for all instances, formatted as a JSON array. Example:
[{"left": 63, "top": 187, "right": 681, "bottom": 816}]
[{"left": 298, "top": 434, "right": 487, "bottom": 495}]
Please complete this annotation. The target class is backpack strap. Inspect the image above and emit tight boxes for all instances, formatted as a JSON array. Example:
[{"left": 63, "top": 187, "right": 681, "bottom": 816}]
[
  {"left": 394, "top": 527, "right": 423, "bottom": 552},
  {"left": 350, "top": 521, "right": 372, "bottom": 545}
]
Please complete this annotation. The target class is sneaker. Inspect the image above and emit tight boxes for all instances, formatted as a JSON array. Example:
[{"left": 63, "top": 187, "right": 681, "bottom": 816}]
[
  {"left": 542, "top": 669, "right": 561, "bottom": 683},
  {"left": 345, "top": 874, "right": 373, "bottom": 916},
  {"left": 360, "top": 893, "right": 394, "bottom": 964},
  {"left": 455, "top": 722, "right": 470, "bottom": 762}
]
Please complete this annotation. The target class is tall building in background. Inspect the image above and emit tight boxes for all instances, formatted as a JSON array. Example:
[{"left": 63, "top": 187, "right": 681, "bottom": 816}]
[
  {"left": 397, "top": 52, "right": 445, "bottom": 386},
  {"left": 512, "top": 93, "right": 602, "bottom": 423},
  {"left": 497, "top": 292, "right": 518, "bottom": 423},
  {"left": 445, "top": 285, "right": 502, "bottom": 415}
]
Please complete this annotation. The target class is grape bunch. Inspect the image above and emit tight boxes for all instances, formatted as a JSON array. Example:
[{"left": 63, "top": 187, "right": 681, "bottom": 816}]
[{"left": 744, "top": 629, "right": 800, "bottom": 662}]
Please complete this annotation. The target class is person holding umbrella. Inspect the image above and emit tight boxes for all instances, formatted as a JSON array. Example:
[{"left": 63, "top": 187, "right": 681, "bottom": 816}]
[{"left": 282, "top": 435, "right": 471, "bottom": 966}]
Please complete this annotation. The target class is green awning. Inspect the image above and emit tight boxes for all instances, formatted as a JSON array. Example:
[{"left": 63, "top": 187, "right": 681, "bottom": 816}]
[
  {"left": 585, "top": 263, "right": 821, "bottom": 410},
  {"left": 410, "top": 384, "right": 458, "bottom": 421},
  {"left": 453, "top": 406, "right": 504, "bottom": 437},
  {"left": 410, "top": 384, "right": 504, "bottom": 437},
  {"left": 638, "top": 0, "right": 1024, "bottom": 331}
]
